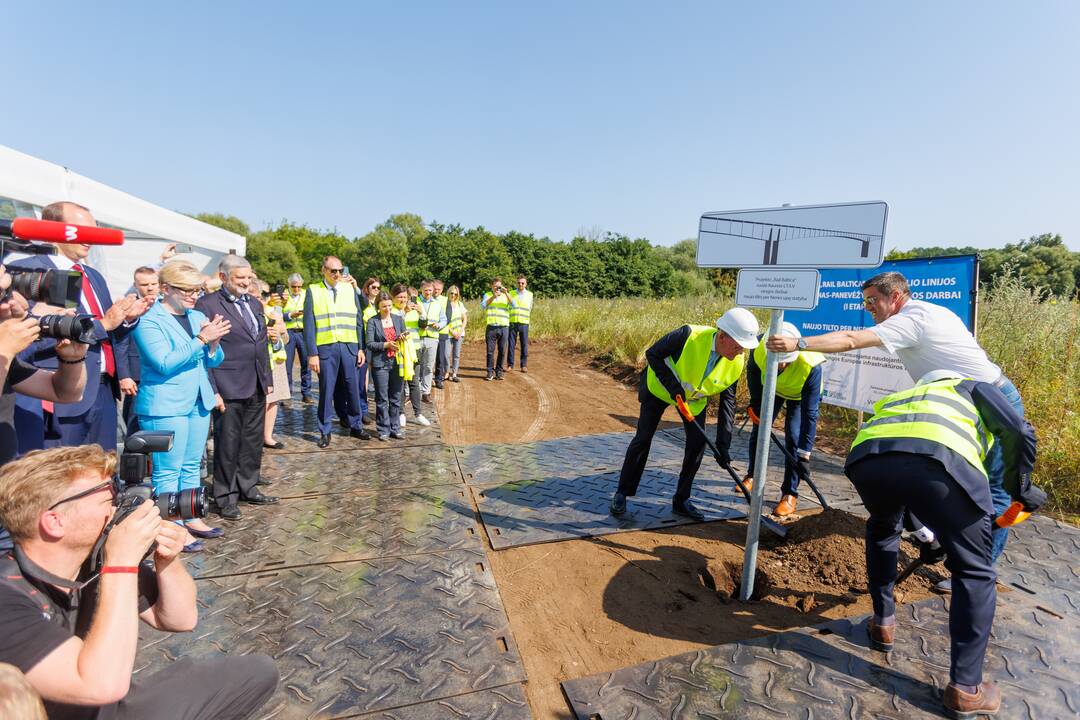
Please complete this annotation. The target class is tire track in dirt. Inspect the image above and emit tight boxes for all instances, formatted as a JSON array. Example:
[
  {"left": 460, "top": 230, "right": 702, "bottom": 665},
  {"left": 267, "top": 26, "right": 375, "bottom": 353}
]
[{"left": 517, "top": 369, "right": 560, "bottom": 442}]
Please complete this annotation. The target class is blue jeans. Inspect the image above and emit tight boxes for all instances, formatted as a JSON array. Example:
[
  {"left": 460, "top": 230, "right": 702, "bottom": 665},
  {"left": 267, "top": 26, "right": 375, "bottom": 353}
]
[
  {"left": 285, "top": 328, "right": 312, "bottom": 397},
  {"left": 371, "top": 362, "right": 403, "bottom": 436},
  {"left": 141, "top": 405, "right": 213, "bottom": 521},
  {"left": 986, "top": 376, "right": 1024, "bottom": 564}
]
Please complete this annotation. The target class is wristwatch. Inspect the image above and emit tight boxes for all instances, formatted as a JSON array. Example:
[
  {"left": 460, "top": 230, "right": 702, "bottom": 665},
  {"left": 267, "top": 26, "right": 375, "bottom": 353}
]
[{"left": 797, "top": 338, "right": 808, "bottom": 351}]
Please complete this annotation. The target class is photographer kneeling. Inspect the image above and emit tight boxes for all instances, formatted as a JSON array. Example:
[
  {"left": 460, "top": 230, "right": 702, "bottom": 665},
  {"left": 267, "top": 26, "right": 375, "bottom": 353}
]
[{"left": 0, "top": 445, "right": 278, "bottom": 719}]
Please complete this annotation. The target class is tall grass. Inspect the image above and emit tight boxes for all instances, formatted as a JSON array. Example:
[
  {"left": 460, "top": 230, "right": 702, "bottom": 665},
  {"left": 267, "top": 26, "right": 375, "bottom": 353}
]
[{"left": 467, "top": 280, "right": 1080, "bottom": 512}]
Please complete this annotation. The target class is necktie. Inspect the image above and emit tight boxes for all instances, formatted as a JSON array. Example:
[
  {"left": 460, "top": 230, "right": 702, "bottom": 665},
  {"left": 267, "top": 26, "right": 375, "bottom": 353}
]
[
  {"left": 73, "top": 264, "right": 115, "bottom": 376},
  {"left": 237, "top": 296, "right": 257, "bottom": 334}
]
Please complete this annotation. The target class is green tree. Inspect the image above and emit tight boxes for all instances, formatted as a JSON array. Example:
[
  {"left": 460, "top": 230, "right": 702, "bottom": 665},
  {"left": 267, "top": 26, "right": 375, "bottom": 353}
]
[
  {"left": 191, "top": 213, "right": 251, "bottom": 237},
  {"left": 245, "top": 229, "right": 303, "bottom": 283},
  {"left": 980, "top": 233, "right": 1077, "bottom": 297}
]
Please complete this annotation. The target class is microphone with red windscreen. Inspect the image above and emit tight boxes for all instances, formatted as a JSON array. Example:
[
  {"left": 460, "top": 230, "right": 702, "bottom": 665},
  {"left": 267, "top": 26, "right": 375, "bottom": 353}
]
[{"left": 0, "top": 217, "right": 125, "bottom": 245}]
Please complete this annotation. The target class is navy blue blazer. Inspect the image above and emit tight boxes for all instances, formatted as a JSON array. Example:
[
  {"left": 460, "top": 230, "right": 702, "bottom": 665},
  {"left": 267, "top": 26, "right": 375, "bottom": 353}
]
[
  {"left": 9, "top": 256, "right": 134, "bottom": 416},
  {"left": 195, "top": 291, "right": 272, "bottom": 401},
  {"left": 365, "top": 313, "right": 407, "bottom": 370}
]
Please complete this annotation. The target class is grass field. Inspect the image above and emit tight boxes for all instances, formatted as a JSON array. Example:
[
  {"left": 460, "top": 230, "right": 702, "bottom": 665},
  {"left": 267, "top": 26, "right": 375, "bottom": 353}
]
[{"left": 465, "top": 278, "right": 1080, "bottom": 512}]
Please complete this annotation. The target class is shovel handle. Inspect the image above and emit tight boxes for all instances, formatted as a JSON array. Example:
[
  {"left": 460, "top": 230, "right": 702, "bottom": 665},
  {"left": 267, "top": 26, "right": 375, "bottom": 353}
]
[
  {"left": 675, "top": 394, "right": 694, "bottom": 422},
  {"left": 995, "top": 501, "right": 1031, "bottom": 529}
]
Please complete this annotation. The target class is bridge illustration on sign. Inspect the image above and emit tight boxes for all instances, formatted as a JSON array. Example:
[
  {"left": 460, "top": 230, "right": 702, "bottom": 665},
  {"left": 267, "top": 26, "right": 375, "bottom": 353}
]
[{"left": 698, "top": 217, "right": 884, "bottom": 266}]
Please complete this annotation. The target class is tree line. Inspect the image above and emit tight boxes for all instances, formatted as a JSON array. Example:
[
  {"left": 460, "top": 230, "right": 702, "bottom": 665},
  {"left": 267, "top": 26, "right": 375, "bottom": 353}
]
[{"left": 192, "top": 212, "right": 1078, "bottom": 299}]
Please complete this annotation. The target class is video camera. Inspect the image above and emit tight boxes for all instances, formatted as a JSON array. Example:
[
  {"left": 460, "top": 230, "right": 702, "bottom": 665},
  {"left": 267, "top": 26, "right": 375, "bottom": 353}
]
[
  {"left": 0, "top": 217, "right": 125, "bottom": 343},
  {"left": 112, "top": 431, "right": 207, "bottom": 524}
]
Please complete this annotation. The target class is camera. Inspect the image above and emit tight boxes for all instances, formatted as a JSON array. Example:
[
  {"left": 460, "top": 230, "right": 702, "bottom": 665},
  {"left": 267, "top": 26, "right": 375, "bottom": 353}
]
[
  {"left": 274, "top": 283, "right": 284, "bottom": 296},
  {"left": 34, "top": 313, "right": 96, "bottom": 343},
  {"left": 6, "top": 267, "right": 83, "bottom": 307},
  {"left": 114, "top": 431, "right": 207, "bottom": 523}
]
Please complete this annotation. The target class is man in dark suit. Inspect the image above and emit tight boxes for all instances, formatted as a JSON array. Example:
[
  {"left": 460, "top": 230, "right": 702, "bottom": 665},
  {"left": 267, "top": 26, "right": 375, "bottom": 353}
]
[
  {"left": 11, "top": 202, "right": 151, "bottom": 451},
  {"left": 196, "top": 255, "right": 279, "bottom": 520}
]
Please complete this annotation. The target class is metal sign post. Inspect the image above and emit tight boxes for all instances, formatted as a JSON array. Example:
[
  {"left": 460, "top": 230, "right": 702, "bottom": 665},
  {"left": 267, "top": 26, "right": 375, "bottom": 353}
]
[{"left": 740, "top": 309, "right": 783, "bottom": 600}]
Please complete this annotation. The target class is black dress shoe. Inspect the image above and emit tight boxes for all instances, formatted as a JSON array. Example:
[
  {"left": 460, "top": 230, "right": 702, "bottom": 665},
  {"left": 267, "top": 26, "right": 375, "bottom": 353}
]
[
  {"left": 338, "top": 418, "right": 349, "bottom": 428},
  {"left": 256, "top": 478, "right": 274, "bottom": 486},
  {"left": 302, "top": 395, "right": 315, "bottom": 404},
  {"left": 434, "top": 382, "right": 444, "bottom": 390},
  {"left": 350, "top": 428, "right": 372, "bottom": 440},
  {"left": 672, "top": 499, "right": 706, "bottom": 522},
  {"left": 318, "top": 434, "right": 331, "bottom": 448},
  {"left": 263, "top": 441, "right": 285, "bottom": 450},
  {"left": 217, "top": 504, "right": 242, "bottom": 520},
  {"left": 242, "top": 492, "right": 279, "bottom": 505},
  {"left": 361, "top": 415, "right": 374, "bottom": 425}
]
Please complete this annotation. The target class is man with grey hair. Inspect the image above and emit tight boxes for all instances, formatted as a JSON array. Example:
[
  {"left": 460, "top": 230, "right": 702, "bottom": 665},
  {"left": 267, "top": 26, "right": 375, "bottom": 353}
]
[
  {"left": 282, "top": 272, "right": 312, "bottom": 402},
  {"left": 196, "top": 255, "right": 278, "bottom": 520},
  {"left": 767, "top": 270, "right": 1027, "bottom": 590}
]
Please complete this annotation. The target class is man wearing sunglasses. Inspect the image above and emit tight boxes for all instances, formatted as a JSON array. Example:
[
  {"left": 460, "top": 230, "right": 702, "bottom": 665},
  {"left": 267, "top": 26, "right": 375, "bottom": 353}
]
[{"left": 0, "top": 445, "right": 278, "bottom": 718}]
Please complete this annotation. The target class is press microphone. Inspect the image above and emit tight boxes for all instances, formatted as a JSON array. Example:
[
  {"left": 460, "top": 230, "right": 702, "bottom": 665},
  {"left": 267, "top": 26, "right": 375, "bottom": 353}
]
[{"left": 0, "top": 217, "right": 125, "bottom": 245}]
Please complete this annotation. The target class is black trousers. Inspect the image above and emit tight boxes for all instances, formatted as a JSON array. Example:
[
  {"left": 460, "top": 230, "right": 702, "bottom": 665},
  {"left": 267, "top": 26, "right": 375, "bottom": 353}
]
[
  {"left": 617, "top": 394, "right": 706, "bottom": 506},
  {"left": 91, "top": 655, "right": 278, "bottom": 720},
  {"left": 434, "top": 334, "right": 448, "bottom": 382},
  {"left": 847, "top": 452, "right": 995, "bottom": 687},
  {"left": 485, "top": 326, "right": 508, "bottom": 377},
  {"left": 212, "top": 391, "right": 266, "bottom": 507},
  {"left": 508, "top": 322, "right": 529, "bottom": 368},
  {"left": 371, "top": 362, "right": 403, "bottom": 436}
]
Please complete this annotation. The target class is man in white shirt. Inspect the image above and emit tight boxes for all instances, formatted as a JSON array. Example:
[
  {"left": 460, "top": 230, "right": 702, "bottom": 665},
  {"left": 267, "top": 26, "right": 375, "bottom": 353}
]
[{"left": 766, "top": 271, "right": 1025, "bottom": 576}]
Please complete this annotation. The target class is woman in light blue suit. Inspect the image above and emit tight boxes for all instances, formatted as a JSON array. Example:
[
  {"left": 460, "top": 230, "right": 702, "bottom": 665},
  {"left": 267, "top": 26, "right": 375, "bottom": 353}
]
[{"left": 134, "top": 260, "right": 232, "bottom": 551}]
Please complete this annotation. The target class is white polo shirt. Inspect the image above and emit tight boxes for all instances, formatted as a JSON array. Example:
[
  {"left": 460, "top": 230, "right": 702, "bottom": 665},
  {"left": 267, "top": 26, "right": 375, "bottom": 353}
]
[{"left": 869, "top": 299, "right": 1001, "bottom": 383}]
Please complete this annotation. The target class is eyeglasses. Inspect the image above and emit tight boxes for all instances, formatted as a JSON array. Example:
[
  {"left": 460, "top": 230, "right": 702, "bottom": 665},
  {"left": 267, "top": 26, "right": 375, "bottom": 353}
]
[
  {"left": 47, "top": 479, "right": 117, "bottom": 511},
  {"left": 370, "top": 285, "right": 380, "bottom": 290},
  {"left": 325, "top": 268, "right": 344, "bottom": 275},
  {"left": 169, "top": 286, "right": 201, "bottom": 297},
  {"left": 862, "top": 296, "right": 882, "bottom": 307}
]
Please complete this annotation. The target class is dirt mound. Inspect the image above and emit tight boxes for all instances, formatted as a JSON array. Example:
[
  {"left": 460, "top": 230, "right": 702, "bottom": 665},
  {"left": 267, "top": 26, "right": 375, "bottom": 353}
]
[
  {"left": 703, "top": 558, "right": 771, "bottom": 601},
  {"left": 764, "top": 509, "right": 944, "bottom": 595}
]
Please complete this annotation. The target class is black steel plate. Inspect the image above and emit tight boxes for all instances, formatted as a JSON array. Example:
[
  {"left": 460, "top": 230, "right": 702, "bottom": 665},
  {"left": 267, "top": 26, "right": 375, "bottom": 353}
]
[
  {"left": 563, "top": 591, "right": 1080, "bottom": 719},
  {"left": 261, "top": 446, "right": 462, "bottom": 498},
  {"left": 457, "top": 431, "right": 690, "bottom": 487},
  {"left": 474, "top": 465, "right": 747, "bottom": 549},
  {"left": 187, "top": 484, "right": 481, "bottom": 578},
  {"left": 354, "top": 684, "right": 531, "bottom": 719},
  {"left": 269, "top": 401, "right": 443, "bottom": 454},
  {"left": 136, "top": 551, "right": 527, "bottom": 719},
  {"left": 997, "top": 515, "right": 1080, "bottom": 620}
]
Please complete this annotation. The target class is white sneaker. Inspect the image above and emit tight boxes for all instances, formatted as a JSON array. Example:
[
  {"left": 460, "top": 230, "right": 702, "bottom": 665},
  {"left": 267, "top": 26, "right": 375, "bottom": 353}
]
[
  {"left": 415, "top": 414, "right": 431, "bottom": 426},
  {"left": 400, "top": 413, "right": 407, "bottom": 427}
]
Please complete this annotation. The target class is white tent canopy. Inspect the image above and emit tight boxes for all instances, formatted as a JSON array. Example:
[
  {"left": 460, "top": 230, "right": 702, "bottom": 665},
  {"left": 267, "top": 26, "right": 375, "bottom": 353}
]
[{"left": 0, "top": 144, "right": 245, "bottom": 297}]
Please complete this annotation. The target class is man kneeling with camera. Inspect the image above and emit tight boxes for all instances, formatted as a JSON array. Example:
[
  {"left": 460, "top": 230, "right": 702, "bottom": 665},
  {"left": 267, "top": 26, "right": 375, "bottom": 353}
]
[{"left": 0, "top": 443, "right": 278, "bottom": 719}]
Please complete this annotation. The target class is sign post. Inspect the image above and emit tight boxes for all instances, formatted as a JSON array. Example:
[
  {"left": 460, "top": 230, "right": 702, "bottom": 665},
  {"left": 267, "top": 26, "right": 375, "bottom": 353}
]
[{"left": 697, "top": 201, "right": 888, "bottom": 601}]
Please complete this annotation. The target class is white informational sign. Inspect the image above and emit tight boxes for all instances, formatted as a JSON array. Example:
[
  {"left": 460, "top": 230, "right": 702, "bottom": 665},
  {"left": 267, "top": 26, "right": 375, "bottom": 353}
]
[
  {"left": 736, "top": 269, "right": 820, "bottom": 310},
  {"left": 697, "top": 201, "right": 888, "bottom": 269}
]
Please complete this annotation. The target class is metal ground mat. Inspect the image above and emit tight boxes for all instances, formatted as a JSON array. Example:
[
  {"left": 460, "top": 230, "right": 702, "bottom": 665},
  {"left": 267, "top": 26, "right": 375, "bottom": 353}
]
[
  {"left": 456, "top": 430, "right": 689, "bottom": 487},
  {"left": 136, "top": 550, "right": 528, "bottom": 719},
  {"left": 269, "top": 401, "right": 443, "bottom": 453},
  {"left": 355, "top": 684, "right": 531, "bottom": 719},
  {"left": 473, "top": 465, "right": 747, "bottom": 549},
  {"left": 996, "top": 515, "right": 1080, "bottom": 620},
  {"left": 260, "top": 445, "right": 462, "bottom": 498},
  {"left": 188, "top": 484, "right": 482, "bottom": 578}
]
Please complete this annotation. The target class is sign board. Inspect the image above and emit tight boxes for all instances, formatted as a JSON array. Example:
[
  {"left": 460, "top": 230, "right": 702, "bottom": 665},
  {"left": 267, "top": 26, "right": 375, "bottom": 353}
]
[
  {"left": 697, "top": 201, "right": 888, "bottom": 269},
  {"left": 787, "top": 255, "right": 979, "bottom": 412},
  {"left": 735, "top": 268, "right": 820, "bottom": 310}
]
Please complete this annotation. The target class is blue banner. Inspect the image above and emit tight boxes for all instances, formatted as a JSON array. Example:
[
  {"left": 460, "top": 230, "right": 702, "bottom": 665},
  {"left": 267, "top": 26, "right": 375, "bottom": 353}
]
[{"left": 786, "top": 255, "right": 979, "bottom": 410}]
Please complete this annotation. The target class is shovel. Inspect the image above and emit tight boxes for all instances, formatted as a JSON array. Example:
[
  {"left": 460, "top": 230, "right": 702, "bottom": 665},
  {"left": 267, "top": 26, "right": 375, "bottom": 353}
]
[{"left": 764, "top": 430, "right": 832, "bottom": 510}]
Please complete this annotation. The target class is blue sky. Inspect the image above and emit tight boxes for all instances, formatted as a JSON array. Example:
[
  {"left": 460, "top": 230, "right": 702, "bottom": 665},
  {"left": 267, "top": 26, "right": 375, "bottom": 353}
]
[{"left": 4, "top": 2, "right": 1078, "bottom": 250}]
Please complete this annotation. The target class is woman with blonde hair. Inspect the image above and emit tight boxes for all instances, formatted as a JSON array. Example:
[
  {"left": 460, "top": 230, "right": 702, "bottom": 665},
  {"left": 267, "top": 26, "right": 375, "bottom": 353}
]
[
  {"left": 445, "top": 285, "right": 467, "bottom": 382},
  {"left": 133, "top": 259, "right": 231, "bottom": 551}
]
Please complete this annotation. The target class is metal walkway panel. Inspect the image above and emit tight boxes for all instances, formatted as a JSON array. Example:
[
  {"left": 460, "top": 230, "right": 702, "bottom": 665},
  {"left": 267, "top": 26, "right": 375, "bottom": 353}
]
[
  {"left": 270, "top": 403, "right": 443, "bottom": 454},
  {"left": 136, "top": 551, "right": 527, "bottom": 719},
  {"left": 562, "top": 592, "right": 1079, "bottom": 719},
  {"left": 997, "top": 516, "right": 1080, "bottom": 619},
  {"left": 262, "top": 445, "right": 462, "bottom": 498},
  {"left": 474, "top": 465, "right": 747, "bottom": 549},
  {"left": 354, "top": 684, "right": 531, "bottom": 719},
  {"left": 186, "top": 484, "right": 482, "bottom": 578},
  {"left": 457, "top": 431, "right": 688, "bottom": 487}
]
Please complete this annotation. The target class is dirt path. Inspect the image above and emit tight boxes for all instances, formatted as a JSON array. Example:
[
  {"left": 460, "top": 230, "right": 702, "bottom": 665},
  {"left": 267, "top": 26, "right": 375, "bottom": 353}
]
[{"left": 439, "top": 340, "right": 941, "bottom": 720}]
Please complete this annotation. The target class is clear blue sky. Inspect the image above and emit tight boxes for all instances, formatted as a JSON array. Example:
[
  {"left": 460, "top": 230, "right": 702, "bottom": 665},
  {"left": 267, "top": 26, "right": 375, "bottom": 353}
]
[{"left": 4, "top": 2, "right": 1078, "bottom": 250}]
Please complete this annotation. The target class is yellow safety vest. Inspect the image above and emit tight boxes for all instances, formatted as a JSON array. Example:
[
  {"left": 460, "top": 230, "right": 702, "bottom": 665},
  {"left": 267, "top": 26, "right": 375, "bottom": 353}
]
[
  {"left": 265, "top": 312, "right": 287, "bottom": 363},
  {"left": 283, "top": 292, "right": 305, "bottom": 330},
  {"left": 396, "top": 334, "right": 418, "bottom": 381},
  {"left": 436, "top": 296, "right": 451, "bottom": 336},
  {"left": 392, "top": 307, "right": 422, "bottom": 350},
  {"left": 509, "top": 289, "right": 533, "bottom": 324},
  {"left": 419, "top": 297, "right": 442, "bottom": 339},
  {"left": 752, "top": 344, "right": 826, "bottom": 401},
  {"left": 362, "top": 302, "right": 377, "bottom": 324},
  {"left": 483, "top": 292, "right": 511, "bottom": 327},
  {"left": 309, "top": 282, "right": 359, "bottom": 346},
  {"left": 850, "top": 378, "right": 993, "bottom": 479},
  {"left": 646, "top": 325, "right": 745, "bottom": 415},
  {"left": 447, "top": 300, "right": 466, "bottom": 335}
]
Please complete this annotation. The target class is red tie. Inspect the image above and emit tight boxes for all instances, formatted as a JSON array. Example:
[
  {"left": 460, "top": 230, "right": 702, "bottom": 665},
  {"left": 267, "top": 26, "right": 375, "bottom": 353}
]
[{"left": 73, "top": 264, "right": 115, "bottom": 376}]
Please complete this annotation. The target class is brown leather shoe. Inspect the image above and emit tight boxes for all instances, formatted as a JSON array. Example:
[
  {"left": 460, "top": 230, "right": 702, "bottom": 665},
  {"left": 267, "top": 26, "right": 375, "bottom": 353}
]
[
  {"left": 737, "top": 475, "right": 753, "bottom": 495},
  {"left": 944, "top": 681, "right": 1001, "bottom": 718},
  {"left": 867, "top": 619, "right": 895, "bottom": 652},
  {"left": 773, "top": 494, "right": 797, "bottom": 516}
]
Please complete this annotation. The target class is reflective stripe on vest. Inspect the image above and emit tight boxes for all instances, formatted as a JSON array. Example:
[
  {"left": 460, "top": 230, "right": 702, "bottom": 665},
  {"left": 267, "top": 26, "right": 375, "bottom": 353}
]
[
  {"left": 752, "top": 344, "right": 826, "bottom": 401},
  {"left": 283, "top": 293, "right": 305, "bottom": 330},
  {"left": 309, "top": 283, "right": 359, "bottom": 346},
  {"left": 436, "top": 296, "right": 451, "bottom": 335},
  {"left": 420, "top": 298, "right": 441, "bottom": 339},
  {"left": 484, "top": 293, "right": 511, "bottom": 327},
  {"left": 447, "top": 301, "right": 466, "bottom": 333},
  {"left": 850, "top": 378, "right": 993, "bottom": 478},
  {"left": 393, "top": 307, "right": 422, "bottom": 349},
  {"left": 509, "top": 289, "right": 532, "bottom": 324},
  {"left": 646, "top": 325, "right": 745, "bottom": 415}
]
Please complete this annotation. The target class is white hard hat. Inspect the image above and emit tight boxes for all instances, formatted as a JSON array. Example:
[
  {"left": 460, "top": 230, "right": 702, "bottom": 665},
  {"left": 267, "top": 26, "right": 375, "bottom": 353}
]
[
  {"left": 774, "top": 321, "right": 802, "bottom": 364},
  {"left": 917, "top": 369, "right": 965, "bottom": 386},
  {"left": 715, "top": 307, "right": 760, "bottom": 349}
]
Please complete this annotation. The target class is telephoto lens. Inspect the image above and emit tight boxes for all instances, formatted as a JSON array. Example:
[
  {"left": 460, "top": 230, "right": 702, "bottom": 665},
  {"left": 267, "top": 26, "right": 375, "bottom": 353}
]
[
  {"left": 8, "top": 268, "right": 82, "bottom": 307},
  {"left": 37, "top": 314, "right": 96, "bottom": 343},
  {"left": 155, "top": 487, "right": 208, "bottom": 521}
]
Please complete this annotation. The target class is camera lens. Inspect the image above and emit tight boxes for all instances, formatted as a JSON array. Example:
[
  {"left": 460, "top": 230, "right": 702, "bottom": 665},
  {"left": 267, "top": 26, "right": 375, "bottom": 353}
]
[
  {"left": 154, "top": 487, "right": 207, "bottom": 520},
  {"left": 9, "top": 268, "right": 83, "bottom": 307},
  {"left": 38, "top": 314, "right": 96, "bottom": 343}
]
